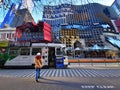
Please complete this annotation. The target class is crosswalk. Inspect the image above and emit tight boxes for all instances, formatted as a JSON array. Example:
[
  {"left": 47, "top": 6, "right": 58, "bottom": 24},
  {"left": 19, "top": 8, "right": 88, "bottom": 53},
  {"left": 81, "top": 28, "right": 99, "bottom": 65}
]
[{"left": 0, "top": 69, "right": 120, "bottom": 78}]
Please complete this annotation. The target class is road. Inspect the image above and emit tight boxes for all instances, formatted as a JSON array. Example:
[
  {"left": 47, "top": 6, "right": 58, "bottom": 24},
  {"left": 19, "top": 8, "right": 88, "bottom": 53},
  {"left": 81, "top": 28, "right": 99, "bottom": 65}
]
[{"left": 0, "top": 65, "right": 120, "bottom": 90}]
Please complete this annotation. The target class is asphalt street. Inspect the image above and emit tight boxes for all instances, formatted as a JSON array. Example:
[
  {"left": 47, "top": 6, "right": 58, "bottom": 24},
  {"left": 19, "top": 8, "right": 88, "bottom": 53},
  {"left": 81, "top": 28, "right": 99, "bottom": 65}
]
[{"left": 0, "top": 65, "right": 120, "bottom": 90}]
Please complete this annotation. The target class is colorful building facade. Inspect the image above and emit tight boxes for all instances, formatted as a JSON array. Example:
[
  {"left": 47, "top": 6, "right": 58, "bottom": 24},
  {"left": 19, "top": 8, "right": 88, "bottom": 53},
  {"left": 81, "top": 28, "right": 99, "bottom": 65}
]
[
  {"left": 43, "top": 3, "right": 118, "bottom": 45},
  {"left": 16, "top": 22, "right": 52, "bottom": 41},
  {"left": 112, "top": 0, "right": 120, "bottom": 18}
]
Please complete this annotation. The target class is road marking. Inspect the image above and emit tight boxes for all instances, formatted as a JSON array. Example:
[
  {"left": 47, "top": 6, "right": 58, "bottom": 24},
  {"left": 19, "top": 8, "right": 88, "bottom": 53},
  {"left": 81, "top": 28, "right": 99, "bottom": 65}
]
[{"left": 0, "top": 69, "right": 120, "bottom": 78}]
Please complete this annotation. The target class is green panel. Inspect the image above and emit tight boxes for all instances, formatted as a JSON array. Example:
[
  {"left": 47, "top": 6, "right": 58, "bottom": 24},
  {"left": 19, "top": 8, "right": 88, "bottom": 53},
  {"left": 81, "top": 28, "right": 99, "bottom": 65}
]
[{"left": 7, "top": 47, "right": 20, "bottom": 61}]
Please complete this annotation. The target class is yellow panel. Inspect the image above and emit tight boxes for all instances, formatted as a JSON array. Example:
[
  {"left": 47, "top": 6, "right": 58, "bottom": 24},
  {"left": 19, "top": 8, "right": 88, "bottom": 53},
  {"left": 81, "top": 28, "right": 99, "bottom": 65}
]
[{"left": 0, "top": 41, "right": 8, "bottom": 47}]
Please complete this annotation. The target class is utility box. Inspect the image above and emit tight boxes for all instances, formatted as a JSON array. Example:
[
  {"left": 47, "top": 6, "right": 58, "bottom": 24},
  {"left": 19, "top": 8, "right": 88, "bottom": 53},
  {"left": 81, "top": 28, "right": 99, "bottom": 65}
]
[{"left": 55, "top": 57, "right": 64, "bottom": 69}]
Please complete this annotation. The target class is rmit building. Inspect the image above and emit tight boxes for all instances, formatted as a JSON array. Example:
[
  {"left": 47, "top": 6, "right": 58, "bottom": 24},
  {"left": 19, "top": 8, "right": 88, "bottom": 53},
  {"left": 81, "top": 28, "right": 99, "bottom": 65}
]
[{"left": 43, "top": 3, "right": 118, "bottom": 46}]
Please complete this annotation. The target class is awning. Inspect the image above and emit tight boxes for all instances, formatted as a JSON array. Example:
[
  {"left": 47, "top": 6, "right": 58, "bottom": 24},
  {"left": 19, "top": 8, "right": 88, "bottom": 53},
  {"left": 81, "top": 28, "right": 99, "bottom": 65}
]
[
  {"left": 91, "top": 44, "right": 102, "bottom": 50},
  {"left": 103, "top": 45, "right": 111, "bottom": 50},
  {"left": 75, "top": 47, "right": 82, "bottom": 51},
  {"left": 65, "top": 47, "right": 73, "bottom": 51}
]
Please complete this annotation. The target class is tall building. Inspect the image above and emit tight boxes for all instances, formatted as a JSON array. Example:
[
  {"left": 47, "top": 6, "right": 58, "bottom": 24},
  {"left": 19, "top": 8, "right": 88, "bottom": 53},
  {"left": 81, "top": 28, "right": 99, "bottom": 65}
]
[
  {"left": 11, "top": 8, "right": 35, "bottom": 27},
  {"left": 43, "top": 3, "right": 118, "bottom": 43},
  {"left": 111, "top": 0, "right": 120, "bottom": 34},
  {"left": 112, "top": 0, "right": 120, "bottom": 18},
  {"left": 43, "top": 4, "right": 72, "bottom": 41},
  {"left": 0, "top": 3, "right": 35, "bottom": 28},
  {"left": 66, "top": 3, "right": 117, "bottom": 25},
  {"left": 111, "top": 19, "right": 120, "bottom": 33},
  {"left": 60, "top": 25, "right": 80, "bottom": 47},
  {"left": 0, "top": 3, "right": 22, "bottom": 28},
  {"left": 60, "top": 24, "right": 104, "bottom": 47}
]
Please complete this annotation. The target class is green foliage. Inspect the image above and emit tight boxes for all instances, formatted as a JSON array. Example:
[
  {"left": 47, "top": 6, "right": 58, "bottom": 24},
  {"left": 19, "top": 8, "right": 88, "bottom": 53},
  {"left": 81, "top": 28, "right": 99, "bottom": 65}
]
[
  {"left": 0, "top": 48, "right": 18, "bottom": 67},
  {"left": 0, "top": 48, "right": 8, "bottom": 66},
  {"left": 8, "top": 55, "right": 17, "bottom": 60},
  {"left": 0, "top": 53, "right": 8, "bottom": 66}
]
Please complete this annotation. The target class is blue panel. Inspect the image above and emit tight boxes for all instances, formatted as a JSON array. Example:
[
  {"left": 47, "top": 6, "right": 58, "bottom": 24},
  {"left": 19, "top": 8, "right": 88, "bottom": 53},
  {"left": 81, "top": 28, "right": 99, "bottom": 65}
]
[
  {"left": 0, "top": 3, "right": 15, "bottom": 28},
  {"left": 55, "top": 57, "right": 64, "bottom": 68},
  {"left": 9, "top": 3, "right": 22, "bottom": 26},
  {"left": 0, "top": 3, "right": 22, "bottom": 28}
]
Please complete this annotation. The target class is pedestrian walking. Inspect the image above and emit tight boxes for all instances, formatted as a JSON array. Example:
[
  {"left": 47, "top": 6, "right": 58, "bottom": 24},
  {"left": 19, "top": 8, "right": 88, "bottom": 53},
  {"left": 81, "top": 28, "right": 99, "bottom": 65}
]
[{"left": 34, "top": 52, "right": 43, "bottom": 82}]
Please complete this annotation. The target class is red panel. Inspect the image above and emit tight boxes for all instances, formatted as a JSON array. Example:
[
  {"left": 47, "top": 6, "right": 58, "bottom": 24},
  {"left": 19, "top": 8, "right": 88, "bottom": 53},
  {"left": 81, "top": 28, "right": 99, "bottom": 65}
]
[
  {"left": 44, "top": 29, "right": 52, "bottom": 42},
  {"left": 115, "top": 20, "right": 120, "bottom": 26},
  {"left": 32, "top": 22, "right": 37, "bottom": 26},
  {"left": 44, "top": 26, "right": 51, "bottom": 32},
  {"left": 118, "top": 28, "right": 120, "bottom": 33},
  {"left": 15, "top": 29, "right": 22, "bottom": 38},
  {"left": 43, "top": 22, "right": 52, "bottom": 42},
  {"left": 114, "top": 20, "right": 120, "bottom": 33},
  {"left": 44, "top": 22, "right": 51, "bottom": 28},
  {"left": 44, "top": 22, "right": 51, "bottom": 32}
]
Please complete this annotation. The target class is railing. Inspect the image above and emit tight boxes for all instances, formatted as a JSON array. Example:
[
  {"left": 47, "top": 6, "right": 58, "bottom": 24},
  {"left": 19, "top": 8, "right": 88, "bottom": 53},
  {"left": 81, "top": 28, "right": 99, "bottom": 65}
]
[{"left": 68, "top": 58, "right": 120, "bottom": 63}]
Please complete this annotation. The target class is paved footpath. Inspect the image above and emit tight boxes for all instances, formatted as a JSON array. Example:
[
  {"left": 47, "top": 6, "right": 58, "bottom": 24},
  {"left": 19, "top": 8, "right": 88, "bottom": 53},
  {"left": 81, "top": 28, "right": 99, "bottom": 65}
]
[{"left": 0, "top": 76, "right": 120, "bottom": 90}]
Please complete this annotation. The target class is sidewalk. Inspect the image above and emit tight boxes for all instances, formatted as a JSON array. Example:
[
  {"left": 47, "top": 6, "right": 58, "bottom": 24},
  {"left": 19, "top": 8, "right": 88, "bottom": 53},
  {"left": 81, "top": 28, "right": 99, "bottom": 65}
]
[
  {"left": 68, "top": 62, "right": 120, "bottom": 69},
  {"left": 0, "top": 76, "right": 120, "bottom": 90}
]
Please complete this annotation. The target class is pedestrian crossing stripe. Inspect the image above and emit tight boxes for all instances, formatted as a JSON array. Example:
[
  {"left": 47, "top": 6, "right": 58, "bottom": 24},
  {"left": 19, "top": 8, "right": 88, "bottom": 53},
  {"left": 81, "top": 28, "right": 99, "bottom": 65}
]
[{"left": 0, "top": 69, "right": 120, "bottom": 78}]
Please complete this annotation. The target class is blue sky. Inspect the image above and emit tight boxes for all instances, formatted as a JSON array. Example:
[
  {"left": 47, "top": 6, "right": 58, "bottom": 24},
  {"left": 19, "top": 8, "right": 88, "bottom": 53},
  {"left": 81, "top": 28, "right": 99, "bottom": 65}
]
[
  {"left": 0, "top": 0, "right": 115, "bottom": 23},
  {"left": 92, "top": 0, "right": 115, "bottom": 6}
]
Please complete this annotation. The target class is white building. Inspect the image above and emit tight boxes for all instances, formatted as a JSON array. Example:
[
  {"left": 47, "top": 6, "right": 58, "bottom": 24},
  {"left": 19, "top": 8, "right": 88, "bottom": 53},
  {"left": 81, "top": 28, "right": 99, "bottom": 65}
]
[{"left": 0, "top": 27, "right": 16, "bottom": 41}]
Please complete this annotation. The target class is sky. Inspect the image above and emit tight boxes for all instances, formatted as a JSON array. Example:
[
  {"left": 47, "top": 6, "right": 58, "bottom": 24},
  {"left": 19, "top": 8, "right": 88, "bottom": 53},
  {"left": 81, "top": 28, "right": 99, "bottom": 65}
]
[
  {"left": 0, "top": 0, "right": 115, "bottom": 23},
  {"left": 92, "top": 0, "right": 115, "bottom": 6}
]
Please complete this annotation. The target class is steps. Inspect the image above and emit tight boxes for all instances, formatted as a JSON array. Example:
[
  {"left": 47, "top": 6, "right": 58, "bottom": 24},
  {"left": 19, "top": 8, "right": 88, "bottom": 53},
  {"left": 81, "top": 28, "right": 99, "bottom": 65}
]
[{"left": 5, "top": 56, "right": 34, "bottom": 66}]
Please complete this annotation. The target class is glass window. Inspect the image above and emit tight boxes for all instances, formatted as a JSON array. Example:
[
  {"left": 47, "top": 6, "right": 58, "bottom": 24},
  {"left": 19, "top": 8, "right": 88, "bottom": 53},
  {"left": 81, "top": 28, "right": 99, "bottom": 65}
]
[
  {"left": 9, "top": 47, "right": 19, "bottom": 56},
  {"left": 20, "top": 47, "right": 30, "bottom": 55},
  {"left": 32, "top": 48, "right": 41, "bottom": 55},
  {"left": 56, "top": 48, "right": 63, "bottom": 56},
  {"left": 7, "top": 33, "right": 9, "bottom": 38}
]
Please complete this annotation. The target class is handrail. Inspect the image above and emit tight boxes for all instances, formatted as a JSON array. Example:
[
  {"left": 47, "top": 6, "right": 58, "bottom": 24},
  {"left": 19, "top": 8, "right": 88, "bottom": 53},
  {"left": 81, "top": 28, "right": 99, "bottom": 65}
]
[{"left": 68, "top": 59, "right": 120, "bottom": 63}]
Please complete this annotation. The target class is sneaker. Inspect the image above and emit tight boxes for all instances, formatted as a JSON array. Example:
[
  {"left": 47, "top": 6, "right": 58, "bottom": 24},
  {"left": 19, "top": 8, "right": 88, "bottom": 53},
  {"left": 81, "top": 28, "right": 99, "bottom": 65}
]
[
  {"left": 36, "top": 80, "right": 38, "bottom": 82},
  {"left": 38, "top": 76, "right": 41, "bottom": 78}
]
